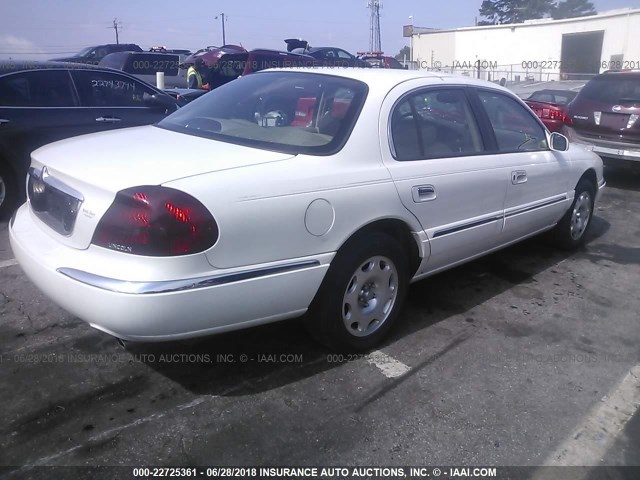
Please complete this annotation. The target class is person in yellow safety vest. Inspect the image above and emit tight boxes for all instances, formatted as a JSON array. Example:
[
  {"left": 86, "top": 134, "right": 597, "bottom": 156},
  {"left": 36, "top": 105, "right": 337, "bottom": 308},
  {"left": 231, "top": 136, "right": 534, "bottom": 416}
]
[{"left": 187, "top": 58, "right": 209, "bottom": 90}]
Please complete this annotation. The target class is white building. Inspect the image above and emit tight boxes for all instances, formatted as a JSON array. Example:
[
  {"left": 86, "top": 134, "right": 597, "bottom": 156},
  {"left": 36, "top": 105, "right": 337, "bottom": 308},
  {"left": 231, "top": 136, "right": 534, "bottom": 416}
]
[{"left": 408, "top": 8, "right": 640, "bottom": 82}]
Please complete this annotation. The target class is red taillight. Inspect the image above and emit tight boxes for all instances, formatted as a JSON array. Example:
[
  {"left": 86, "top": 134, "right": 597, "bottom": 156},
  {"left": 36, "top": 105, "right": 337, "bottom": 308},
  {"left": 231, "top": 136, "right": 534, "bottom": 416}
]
[
  {"left": 92, "top": 186, "right": 218, "bottom": 256},
  {"left": 548, "top": 109, "right": 562, "bottom": 120}
]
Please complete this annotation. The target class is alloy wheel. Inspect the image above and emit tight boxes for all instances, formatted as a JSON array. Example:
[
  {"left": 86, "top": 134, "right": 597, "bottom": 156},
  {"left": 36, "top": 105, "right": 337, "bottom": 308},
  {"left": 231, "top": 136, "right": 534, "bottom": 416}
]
[{"left": 342, "top": 255, "right": 399, "bottom": 337}]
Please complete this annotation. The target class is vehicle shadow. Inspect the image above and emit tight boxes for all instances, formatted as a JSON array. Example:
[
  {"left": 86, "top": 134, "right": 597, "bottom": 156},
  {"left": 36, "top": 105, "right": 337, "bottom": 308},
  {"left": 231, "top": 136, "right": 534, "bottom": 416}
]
[
  {"left": 129, "top": 215, "right": 611, "bottom": 397},
  {"left": 603, "top": 163, "right": 640, "bottom": 192}
]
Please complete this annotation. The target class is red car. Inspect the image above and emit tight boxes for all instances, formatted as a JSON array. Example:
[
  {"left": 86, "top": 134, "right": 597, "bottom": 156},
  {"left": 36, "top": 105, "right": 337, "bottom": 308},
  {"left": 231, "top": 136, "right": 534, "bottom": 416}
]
[
  {"left": 524, "top": 89, "right": 577, "bottom": 133},
  {"left": 359, "top": 54, "right": 407, "bottom": 70}
]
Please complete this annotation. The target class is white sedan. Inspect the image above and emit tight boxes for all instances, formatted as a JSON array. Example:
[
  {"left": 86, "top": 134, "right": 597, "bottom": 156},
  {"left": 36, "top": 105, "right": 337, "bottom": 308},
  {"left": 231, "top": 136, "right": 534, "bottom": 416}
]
[{"left": 9, "top": 68, "right": 605, "bottom": 351}]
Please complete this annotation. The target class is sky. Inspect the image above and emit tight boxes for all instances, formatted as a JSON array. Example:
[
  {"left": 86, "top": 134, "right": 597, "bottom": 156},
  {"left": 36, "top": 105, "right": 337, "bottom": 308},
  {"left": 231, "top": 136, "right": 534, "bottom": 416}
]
[{"left": 1, "top": 0, "right": 639, "bottom": 60}]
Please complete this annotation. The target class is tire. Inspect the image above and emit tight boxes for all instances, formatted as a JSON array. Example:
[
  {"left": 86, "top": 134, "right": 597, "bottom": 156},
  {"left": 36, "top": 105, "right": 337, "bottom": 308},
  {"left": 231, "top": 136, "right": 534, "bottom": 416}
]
[
  {"left": 0, "top": 163, "right": 18, "bottom": 221},
  {"left": 305, "top": 232, "right": 409, "bottom": 352},
  {"left": 551, "top": 178, "right": 596, "bottom": 249}
]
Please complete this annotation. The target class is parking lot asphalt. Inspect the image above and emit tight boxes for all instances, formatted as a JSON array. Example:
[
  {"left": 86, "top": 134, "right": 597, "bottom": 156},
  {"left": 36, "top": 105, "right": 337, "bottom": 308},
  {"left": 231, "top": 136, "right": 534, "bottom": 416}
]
[{"left": 1, "top": 166, "right": 640, "bottom": 473}]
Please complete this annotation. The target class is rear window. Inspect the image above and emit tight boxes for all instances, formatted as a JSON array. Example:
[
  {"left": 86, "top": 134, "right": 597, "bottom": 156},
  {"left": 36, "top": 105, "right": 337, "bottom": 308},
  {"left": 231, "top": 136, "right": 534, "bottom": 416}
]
[
  {"left": 158, "top": 71, "right": 368, "bottom": 155},
  {"left": 124, "top": 54, "right": 180, "bottom": 76},
  {"left": 579, "top": 75, "right": 640, "bottom": 104},
  {"left": 528, "top": 91, "right": 575, "bottom": 105}
]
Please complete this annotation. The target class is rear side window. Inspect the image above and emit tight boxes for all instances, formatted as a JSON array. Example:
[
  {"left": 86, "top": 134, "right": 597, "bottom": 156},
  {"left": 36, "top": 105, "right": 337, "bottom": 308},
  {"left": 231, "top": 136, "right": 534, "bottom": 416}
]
[
  {"left": 71, "top": 70, "right": 156, "bottom": 107},
  {"left": 99, "top": 54, "right": 124, "bottom": 69},
  {"left": 0, "top": 70, "right": 75, "bottom": 107},
  {"left": 579, "top": 75, "right": 640, "bottom": 104},
  {"left": 390, "top": 88, "right": 483, "bottom": 161},
  {"left": 477, "top": 91, "right": 548, "bottom": 152},
  {"left": 124, "top": 54, "right": 180, "bottom": 76}
]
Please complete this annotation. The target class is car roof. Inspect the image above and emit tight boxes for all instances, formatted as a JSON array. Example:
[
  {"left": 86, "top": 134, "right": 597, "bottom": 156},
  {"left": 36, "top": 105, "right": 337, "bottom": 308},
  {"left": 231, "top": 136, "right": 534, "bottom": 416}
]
[
  {"left": 0, "top": 60, "right": 117, "bottom": 75},
  {"left": 531, "top": 89, "right": 576, "bottom": 95},
  {"left": 246, "top": 49, "right": 313, "bottom": 58},
  {"left": 599, "top": 70, "right": 640, "bottom": 77},
  {"left": 261, "top": 67, "right": 510, "bottom": 94}
]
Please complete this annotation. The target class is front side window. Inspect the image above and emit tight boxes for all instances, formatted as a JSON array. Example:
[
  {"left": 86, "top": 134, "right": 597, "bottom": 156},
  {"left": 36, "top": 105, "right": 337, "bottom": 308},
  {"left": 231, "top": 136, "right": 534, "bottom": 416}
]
[
  {"left": 158, "top": 71, "right": 368, "bottom": 155},
  {"left": 0, "top": 70, "right": 75, "bottom": 107},
  {"left": 390, "top": 88, "right": 483, "bottom": 161},
  {"left": 71, "top": 70, "right": 156, "bottom": 107},
  {"left": 477, "top": 91, "right": 548, "bottom": 152}
]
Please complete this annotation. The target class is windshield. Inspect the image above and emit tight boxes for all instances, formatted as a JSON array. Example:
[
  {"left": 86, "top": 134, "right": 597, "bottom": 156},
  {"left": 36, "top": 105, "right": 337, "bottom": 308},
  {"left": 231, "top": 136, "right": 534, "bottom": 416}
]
[
  {"left": 75, "top": 46, "right": 95, "bottom": 57},
  {"left": 158, "top": 71, "right": 368, "bottom": 155},
  {"left": 579, "top": 75, "right": 640, "bottom": 104}
]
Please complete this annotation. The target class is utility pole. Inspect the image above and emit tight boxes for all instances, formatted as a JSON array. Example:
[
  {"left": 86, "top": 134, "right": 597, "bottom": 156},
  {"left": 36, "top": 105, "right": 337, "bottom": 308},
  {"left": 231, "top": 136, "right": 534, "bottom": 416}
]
[
  {"left": 215, "top": 14, "right": 226, "bottom": 45},
  {"left": 109, "top": 18, "right": 121, "bottom": 44}
]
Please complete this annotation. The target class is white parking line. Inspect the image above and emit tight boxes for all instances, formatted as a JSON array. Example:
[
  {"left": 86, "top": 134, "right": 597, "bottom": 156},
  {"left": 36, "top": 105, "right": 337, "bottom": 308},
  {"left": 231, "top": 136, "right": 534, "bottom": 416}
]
[
  {"left": 367, "top": 350, "right": 411, "bottom": 378},
  {"left": 0, "top": 258, "right": 18, "bottom": 269},
  {"left": 544, "top": 366, "right": 640, "bottom": 468}
]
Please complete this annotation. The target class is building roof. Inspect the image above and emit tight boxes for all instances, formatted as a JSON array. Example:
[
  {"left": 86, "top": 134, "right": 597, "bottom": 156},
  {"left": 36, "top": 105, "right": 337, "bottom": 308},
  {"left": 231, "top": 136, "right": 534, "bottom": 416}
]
[{"left": 412, "top": 7, "right": 640, "bottom": 35}]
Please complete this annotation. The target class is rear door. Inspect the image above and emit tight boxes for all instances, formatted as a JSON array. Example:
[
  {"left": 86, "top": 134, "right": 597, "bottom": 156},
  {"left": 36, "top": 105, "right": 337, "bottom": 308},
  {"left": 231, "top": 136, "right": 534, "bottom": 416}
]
[
  {"left": 70, "top": 69, "right": 173, "bottom": 129},
  {"left": 472, "top": 88, "right": 571, "bottom": 242},
  {"left": 381, "top": 83, "right": 509, "bottom": 273},
  {"left": 0, "top": 69, "right": 84, "bottom": 182}
]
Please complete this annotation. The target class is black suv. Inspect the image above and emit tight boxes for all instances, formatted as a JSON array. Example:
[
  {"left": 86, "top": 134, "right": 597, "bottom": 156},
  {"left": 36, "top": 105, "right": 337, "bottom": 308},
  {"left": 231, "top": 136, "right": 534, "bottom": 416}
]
[
  {"left": 99, "top": 51, "right": 188, "bottom": 88},
  {"left": 0, "top": 61, "right": 178, "bottom": 218},
  {"left": 565, "top": 71, "right": 640, "bottom": 166},
  {"left": 51, "top": 44, "right": 143, "bottom": 65}
]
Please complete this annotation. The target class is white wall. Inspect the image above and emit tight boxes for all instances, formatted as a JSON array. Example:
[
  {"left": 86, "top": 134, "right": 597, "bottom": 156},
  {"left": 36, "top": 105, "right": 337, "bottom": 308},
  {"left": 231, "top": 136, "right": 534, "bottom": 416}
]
[{"left": 412, "top": 9, "right": 640, "bottom": 81}]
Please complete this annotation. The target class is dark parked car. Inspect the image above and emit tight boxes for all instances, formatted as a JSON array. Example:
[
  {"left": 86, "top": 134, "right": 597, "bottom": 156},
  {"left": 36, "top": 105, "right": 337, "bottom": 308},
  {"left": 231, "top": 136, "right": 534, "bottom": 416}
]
[
  {"left": 564, "top": 71, "right": 640, "bottom": 165},
  {"left": 99, "top": 51, "right": 188, "bottom": 88},
  {"left": 0, "top": 61, "right": 178, "bottom": 218},
  {"left": 524, "top": 90, "right": 577, "bottom": 133},
  {"left": 51, "top": 44, "right": 143, "bottom": 64},
  {"left": 186, "top": 48, "right": 317, "bottom": 91},
  {"left": 285, "top": 39, "right": 370, "bottom": 68}
]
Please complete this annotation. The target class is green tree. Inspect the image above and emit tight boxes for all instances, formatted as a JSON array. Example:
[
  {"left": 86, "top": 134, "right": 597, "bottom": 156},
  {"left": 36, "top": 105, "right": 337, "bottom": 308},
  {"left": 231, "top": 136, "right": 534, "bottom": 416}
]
[
  {"left": 395, "top": 46, "right": 411, "bottom": 62},
  {"left": 552, "top": 0, "right": 596, "bottom": 19},
  {"left": 479, "top": 0, "right": 556, "bottom": 25}
]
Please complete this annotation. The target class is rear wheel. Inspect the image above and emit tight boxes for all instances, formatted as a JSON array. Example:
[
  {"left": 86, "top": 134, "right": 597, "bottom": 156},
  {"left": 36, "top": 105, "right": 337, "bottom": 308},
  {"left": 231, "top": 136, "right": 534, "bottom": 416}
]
[
  {"left": 305, "top": 232, "right": 409, "bottom": 351},
  {"left": 551, "top": 178, "right": 595, "bottom": 249}
]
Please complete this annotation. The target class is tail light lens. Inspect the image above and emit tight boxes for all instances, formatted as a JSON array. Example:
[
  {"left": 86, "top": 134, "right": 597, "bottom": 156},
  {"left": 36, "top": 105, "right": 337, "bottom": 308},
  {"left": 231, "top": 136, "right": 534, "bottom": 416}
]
[
  {"left": 92, "top": 186, "right": 218, "bottom": 256},
  {"left": 548, "top": 109, "right": 562, "bottom": 120}
]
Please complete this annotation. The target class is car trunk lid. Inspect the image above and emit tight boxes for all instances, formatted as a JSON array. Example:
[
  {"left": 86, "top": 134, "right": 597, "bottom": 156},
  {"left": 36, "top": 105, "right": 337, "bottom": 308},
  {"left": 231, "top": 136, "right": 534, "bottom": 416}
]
[{"left": 27, "top": 125, "right": 295, "bottom": 250}]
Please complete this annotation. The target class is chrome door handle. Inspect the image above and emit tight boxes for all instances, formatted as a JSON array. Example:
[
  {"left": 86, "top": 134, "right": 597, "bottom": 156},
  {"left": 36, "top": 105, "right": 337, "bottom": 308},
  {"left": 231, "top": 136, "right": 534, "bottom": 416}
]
[
  {"left": 0, "top": 119, "right": 9, "bottom": 125},
  {"left": 412, "top": 185, "right": 437, "bottom": 203},
  {"left": 511, "top": 170, "right": 527, "bottom": 185},
  {"left": 96, "top": 116, "right": 122, "bottom": 123}
]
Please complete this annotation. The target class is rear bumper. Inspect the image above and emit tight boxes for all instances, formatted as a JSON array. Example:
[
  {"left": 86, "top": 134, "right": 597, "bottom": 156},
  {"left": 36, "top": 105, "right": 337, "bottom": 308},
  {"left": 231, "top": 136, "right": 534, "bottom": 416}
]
[
  {"left": 571, "top": 132, "right": 640, "bottom": 162},
  {"left": 9, "top": 204, "right": 332, "bottom": 342}
]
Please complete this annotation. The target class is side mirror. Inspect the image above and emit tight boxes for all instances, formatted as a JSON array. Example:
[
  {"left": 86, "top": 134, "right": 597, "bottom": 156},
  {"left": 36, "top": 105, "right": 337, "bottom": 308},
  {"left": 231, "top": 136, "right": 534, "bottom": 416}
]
[
  {"left": 549, "top": 132, "right": 569, "bottom": 152},
  {"left": 144, "top": 92, "right": 178, "bottom": 112}
]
